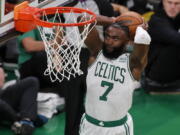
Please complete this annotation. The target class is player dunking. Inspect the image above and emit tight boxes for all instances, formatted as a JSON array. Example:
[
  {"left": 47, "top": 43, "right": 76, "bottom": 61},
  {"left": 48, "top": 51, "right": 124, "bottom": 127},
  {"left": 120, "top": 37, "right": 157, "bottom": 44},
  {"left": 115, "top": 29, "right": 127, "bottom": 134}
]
[{"left": 79, "top": 14, "right": 151, "bottom": 135}]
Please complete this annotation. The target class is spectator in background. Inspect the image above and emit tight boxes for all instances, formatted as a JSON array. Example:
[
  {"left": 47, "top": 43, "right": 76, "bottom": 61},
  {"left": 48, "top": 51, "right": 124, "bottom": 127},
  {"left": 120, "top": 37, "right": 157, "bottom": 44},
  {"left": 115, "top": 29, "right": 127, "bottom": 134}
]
[
  {"left": 0, "top": 39, "right": 47, "bottom": 135},
  {"left": 142, "top": 0, "right": 180, "bottom": 94},
  {"left": 0, "top": 67, "right": 39, "bottom": 135}
]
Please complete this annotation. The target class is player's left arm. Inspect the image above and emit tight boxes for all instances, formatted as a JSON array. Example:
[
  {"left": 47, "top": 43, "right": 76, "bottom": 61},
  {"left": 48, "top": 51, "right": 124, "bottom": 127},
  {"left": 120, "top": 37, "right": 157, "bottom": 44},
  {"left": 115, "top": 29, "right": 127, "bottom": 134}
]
[{"left": 129, "top": 25, "right": 151, "bottom": 81}]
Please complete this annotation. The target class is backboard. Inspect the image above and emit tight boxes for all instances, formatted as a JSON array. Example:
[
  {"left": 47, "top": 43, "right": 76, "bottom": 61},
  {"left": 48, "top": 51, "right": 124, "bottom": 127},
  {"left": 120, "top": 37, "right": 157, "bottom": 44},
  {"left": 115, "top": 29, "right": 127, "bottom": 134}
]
[{"left": 0, "top": 0, "right": 76, "bottom": 45}]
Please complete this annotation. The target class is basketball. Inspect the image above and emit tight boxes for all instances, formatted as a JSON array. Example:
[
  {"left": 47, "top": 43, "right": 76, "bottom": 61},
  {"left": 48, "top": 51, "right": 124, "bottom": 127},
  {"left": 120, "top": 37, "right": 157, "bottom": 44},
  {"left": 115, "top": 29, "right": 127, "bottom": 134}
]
[{"left": 115, "top": 11, "right": 144, "bottom": 38}]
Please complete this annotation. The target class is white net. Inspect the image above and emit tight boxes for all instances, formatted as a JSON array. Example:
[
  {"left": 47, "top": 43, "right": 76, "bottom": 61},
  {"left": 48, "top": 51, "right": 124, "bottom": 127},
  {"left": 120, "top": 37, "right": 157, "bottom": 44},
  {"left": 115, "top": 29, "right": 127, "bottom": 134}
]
[{"left": 36, "top": 8, "right": 96, "bottom": 82}]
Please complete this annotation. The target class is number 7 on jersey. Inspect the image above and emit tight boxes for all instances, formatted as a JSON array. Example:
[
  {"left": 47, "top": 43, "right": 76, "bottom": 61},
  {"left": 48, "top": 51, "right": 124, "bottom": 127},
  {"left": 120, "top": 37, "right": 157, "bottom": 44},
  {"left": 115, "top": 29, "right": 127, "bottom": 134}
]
[{"left": 99, "top": 81, "right": 114, "bottom": 101}]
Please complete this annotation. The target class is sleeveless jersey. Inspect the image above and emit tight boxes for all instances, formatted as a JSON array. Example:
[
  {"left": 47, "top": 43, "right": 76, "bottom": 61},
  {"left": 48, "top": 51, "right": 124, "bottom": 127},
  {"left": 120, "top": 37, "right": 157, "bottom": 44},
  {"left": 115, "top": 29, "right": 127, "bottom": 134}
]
[{"left": 86, "top": 51, "right": 137, "bottom": 121}]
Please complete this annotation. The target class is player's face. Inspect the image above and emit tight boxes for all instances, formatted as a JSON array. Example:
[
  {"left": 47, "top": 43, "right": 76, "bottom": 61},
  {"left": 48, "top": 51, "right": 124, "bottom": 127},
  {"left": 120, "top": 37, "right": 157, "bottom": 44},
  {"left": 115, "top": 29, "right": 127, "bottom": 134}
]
[
  {"left": 163, "top": 0, "right": 180, "bottom": 18},
  {"left": 103, "top": 26, "right": 129, "bottom": 59}
]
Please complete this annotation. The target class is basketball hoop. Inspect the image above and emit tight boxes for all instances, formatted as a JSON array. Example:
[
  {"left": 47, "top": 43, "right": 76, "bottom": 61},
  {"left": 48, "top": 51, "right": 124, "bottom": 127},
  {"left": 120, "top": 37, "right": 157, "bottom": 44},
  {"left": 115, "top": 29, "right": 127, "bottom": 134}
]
[
  {"left": 31, "top": 6, "right": 96, "bottom": 82},
  {"left": 14, "top": 2, "right": 96, "bottom": 82}
]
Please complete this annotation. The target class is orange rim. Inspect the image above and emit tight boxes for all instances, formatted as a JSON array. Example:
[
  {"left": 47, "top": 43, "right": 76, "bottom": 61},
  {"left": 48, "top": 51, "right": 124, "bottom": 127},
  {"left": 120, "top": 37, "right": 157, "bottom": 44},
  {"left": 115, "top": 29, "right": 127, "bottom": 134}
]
[{"left": 33, "top": 7, "right": 96, "bottom": 28}]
